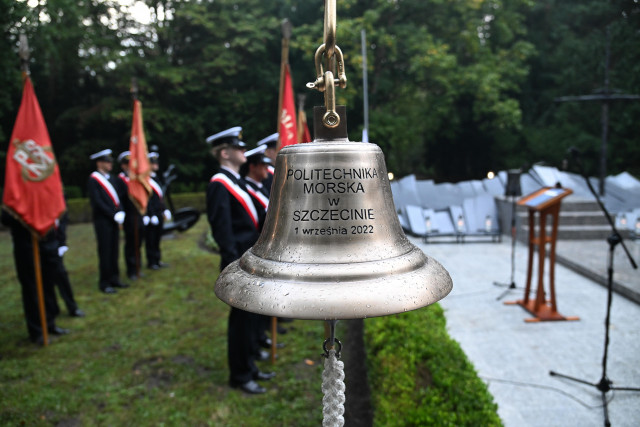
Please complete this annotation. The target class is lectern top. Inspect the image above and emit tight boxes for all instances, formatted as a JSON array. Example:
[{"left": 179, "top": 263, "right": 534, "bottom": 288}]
[{"left": 517, "top": 186, "right": 573, "bottom": 211}]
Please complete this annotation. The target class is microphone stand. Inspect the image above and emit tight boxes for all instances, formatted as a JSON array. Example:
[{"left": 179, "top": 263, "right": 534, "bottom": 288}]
[
  {"left": 494, "top": 169, "right": 525, "bottom": 300},
  {"left": 549, "top": 152, "right": 638, "bottom": 427},
  {"left": 494, "top": 194, "right": 521, "bottom": 300}
]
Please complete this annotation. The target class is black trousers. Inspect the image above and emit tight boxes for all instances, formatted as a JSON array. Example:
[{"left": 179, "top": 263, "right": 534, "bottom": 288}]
[
  {"left": 53, "top": 255, "right": 78, "bottom": 315},
  {"left": 93, "top": 218, "right": 120, "bottom": 289},
  {"left": 145, "top": 219, "right": 163, "bottom": 267},
  {"left": 124, "top": 213, "right": 144, "bottom": 276},
  {"left": 228, "top": 307, "right": 261, "bottom": 385},
  {"left": 12, "top": 237, "right": 60, "bottom": 340}
]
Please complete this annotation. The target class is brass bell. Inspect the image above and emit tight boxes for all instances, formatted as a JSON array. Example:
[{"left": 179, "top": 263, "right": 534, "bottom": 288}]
[{"left": 215, "top": 107, "right": 452, "bottom": 320}]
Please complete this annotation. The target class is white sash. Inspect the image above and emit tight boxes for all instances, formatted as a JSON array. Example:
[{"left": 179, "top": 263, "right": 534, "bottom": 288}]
[
  {"left": 211, "top": 173, "right": 259, "bottom": 228},
  {"left": 91, "top": 171, "right": 120, "bottom": 206},
  {"left": 246, "top": 186, "right": 269, "bottom": 211},
  {"left": 149, "top": 177, "right": 163, "bottom": 199}
]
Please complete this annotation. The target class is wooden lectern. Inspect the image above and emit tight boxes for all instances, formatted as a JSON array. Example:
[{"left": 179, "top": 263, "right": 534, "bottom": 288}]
[{"left": 505, "top": 186, "right": 579, "bottom": 322}]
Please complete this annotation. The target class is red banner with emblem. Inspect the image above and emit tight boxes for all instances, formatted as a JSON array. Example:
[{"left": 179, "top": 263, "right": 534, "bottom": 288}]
[
  {"left": 279, "top": 64, "right": 298, "bottom": 149},
  {"left": 128, "top": 100, "right": 151, "bottom": 214},
  {"left": 297, "top": 104, "right": 312, "bottom": 144},
  {"left": 2, "top": 77, "right": 65, "bottom": 237}
]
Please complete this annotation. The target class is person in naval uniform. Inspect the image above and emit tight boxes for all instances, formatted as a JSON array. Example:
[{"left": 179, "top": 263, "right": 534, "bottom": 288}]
[
  {"left": 239, "top": 144, "right": 287, "bottom": 352},
  {"left": 145, "top": 151, "right": 171, "bottom": 270},
  {"left": 206, "top": 126, "right": 274, "bottom": 395},
  {"left": 115, "top": 150, "right": 146, "bottom": 281},
  {"left": 87, "top": 149, "right": 129, "bottom": 294},
  {"left": 255, "top": 132, "right": 278, "bottom": 196}
]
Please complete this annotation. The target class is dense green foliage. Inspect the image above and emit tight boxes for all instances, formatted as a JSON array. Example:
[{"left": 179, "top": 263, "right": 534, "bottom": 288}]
[
  {"left": 1, "top": 0, "right": 638, "bottom": 194},
  {"left": 1, "top": 220, "right": 500, "bottom": 425},
  {"left": 366, "top": 306, "right": 501, "bottom": 426}
]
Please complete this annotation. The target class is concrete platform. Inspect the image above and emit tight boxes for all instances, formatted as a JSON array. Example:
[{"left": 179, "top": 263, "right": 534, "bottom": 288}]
[{"left": 411, "top": 236, "right": 640, "bottom": 427}]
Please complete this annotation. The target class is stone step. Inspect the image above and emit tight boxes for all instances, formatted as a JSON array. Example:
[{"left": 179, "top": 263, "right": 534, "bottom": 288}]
[
  {"left": 519, "top": 224, "right": 632, "bottom": 240},
  {"left": 558, "top": 199, "right": 600, "bottom": 212},
  {"left": 517, "top": 211, "right": 609, "bottom": 226}
]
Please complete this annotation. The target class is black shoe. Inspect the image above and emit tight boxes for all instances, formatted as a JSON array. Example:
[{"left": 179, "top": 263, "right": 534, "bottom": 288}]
[
  {"left": 71, "top": 309, "right": 85, "bottom": 318},
  {"left": 48, "top": 326, "right": 70, "bottom": 335},
  {"left": 30, "top": 335, "right": 44, "bottom": 345},
  {"left": 158, "top": 261, "right": 169, "bottom": 268},
  {"left": 128, "top": 274, "right": 138, "bottom": 281},
  {"left": 149, "top": 264, "right": 160, "bottom": 270},
  {"left": 112, "top": 281, "right": 129, "bottom": 289},
  {"left": 101, "top": 286, "right": 117, "bottom": 294},
  {"left": 260, "top": 338, "right": 285, "bottom": 349},
  {"left": 253, "top": 371, "right": 276, "bottom": 381},
  {"left": 277, "top": 325, "right": 288, "bottom": 334},
  {"left": 231, "top": 380, "right": 266, "bottom": 394},
  {"left": 256, "top": 350, "right": 270, "bottom": 361}
]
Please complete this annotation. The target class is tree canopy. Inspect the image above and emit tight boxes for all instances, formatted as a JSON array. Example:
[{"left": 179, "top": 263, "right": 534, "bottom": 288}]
[{"left": 1, "top": 0, "right": 639, "bottom": 197}]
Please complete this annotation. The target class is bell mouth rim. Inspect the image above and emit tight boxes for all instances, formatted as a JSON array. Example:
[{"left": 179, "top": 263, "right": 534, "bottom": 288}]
[
  {"left": 240, "top": 245, "right": 429, "bottom": 282},
  {"left": 214, "top": 248, "right": 453, "bottom": 320}
]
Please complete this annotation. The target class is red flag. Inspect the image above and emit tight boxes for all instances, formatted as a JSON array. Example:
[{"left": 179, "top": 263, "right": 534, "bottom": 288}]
[
  {"left": 279, "top": 64, "right": 298, "bottom": 149},
  {"left": 2, "top": 77, "right": 65, "bottom": 237},
  {"left": 127, "top": 100, "right": 151, "bottom": 214},
  {"left": 297, "top": 106, "right": 312, "bottom": 144}
]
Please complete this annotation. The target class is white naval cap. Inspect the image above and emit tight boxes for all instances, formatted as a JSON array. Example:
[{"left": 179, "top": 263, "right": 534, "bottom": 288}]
[
  {"left": 206, "top": 126, "right": 246, "bottom": 148},
  {"left": 90, "top": 149, "right": 113, "bottom": 161},
  {"left": 245, "top": 144, "right": 272, "bottom": 165},
  {"left": 117, "top": 150, "right": 131, "bottom": 163},
  {"left": 256, "top": 132, "right": 279, "bottom": 148},
  {"left": 148, "top": 151, "right": 159, "bottom": 162},
  {"left": 244, "top": 144, "right": 267, "bottom": 157}
]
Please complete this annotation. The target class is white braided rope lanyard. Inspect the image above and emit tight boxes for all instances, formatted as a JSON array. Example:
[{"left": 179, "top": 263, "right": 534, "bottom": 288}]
[{"left": 322, "top": 349, "right": 345, "bottom": 427}]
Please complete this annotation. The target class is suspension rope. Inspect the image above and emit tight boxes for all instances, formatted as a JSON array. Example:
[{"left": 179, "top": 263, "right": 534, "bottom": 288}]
[{"left": 322, "top": 348, "right": 345, "bottom": 427}]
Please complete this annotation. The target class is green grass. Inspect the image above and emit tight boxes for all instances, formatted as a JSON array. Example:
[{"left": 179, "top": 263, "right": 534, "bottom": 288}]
[
  {"left": 0, "top": 219, "right": 501, "bottom": 426},
  {"left": 0, "top": 220, "right": 325, "bottom": 426}
]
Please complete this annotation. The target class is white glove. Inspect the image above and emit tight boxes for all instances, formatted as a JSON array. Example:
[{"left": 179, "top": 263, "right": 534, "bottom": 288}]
[
  {"left": 143, "top": 216, "right": 150, "bottom": 226},
  {"left": 151, "top": 215, "right": 159, "bottom": 225},
  {"left": 58, "top": 246, "right": 68, "bottom": 257},
  {"left": 114, "top": 211, "right": 125, "bottom": 224},
  {"left": 164, "top": 209, "right": 172, "bottom": 221}
]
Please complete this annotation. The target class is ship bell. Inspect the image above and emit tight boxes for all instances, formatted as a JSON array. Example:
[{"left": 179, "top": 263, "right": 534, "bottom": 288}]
[{"left": 215, "top": 106, "right": 452, "bottom": 320}]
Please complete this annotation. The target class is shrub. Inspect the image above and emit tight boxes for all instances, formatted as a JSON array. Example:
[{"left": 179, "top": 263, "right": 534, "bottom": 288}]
[{"left": 366, "top": 305, "right": 502, "bottom": 426}]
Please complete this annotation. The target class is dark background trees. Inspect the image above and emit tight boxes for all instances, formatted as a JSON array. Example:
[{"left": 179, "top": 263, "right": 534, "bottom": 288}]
[{"left": 1, "top": 0, "right": 639, "bottom": 197}]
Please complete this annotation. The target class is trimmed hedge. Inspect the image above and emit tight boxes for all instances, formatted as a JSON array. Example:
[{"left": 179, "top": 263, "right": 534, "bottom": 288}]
[
  {"left": 65, "top": 192, "right": 206, "bottom": 224},
  {"left": 366, "top": 305, "right": 502, "bottom": 426}
]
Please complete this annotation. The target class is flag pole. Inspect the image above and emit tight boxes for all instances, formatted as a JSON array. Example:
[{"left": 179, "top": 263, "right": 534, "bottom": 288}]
[
  {"left": 21, "top": 34, "right": 49, "bottom": 346},
  {"left": 32, "top": 233, "right": 49, "bottom": 346},
  {"left": 275, "top": 19, "right": 292, "bottom": 153},
  {"left": 361, "top": 29, "right": 369, "bottom": 143},
  {"left": 297, "top": 94, "right": 306, "bottom": 144},
  {"left": 130, "top": 78, "right": 142, "bottom": 279}
]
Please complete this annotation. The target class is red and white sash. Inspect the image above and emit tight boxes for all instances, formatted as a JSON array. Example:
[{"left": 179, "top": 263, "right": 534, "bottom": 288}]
[
  {"left": 91, "top": 171, "right": 120, "bottom": 207},
  {"left": 246, "top": 186, "right": 269, "bottom": 211},
  {"left": 267, "top": 165, "right": 275, "bottom": 176},
  {"left": 118, "top": 172, "right": 130, "bottom": 183},
  {"left": 149, "top": 177, "right": 163, "bottom": 199},
  {"left": 211, "top": 173, "right": 259, "bottom": 229}
]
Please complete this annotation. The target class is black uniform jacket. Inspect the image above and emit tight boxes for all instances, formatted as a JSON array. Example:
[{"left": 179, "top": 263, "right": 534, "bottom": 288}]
[
  {"left": 146, "top": 176, "right": 166, "bottom": 218},
  {"left": 87, "top": 171, "right": 122, "bottom": 221},
  {"left": 207, "top": 168, "right": 263, "bottom": 270}
]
